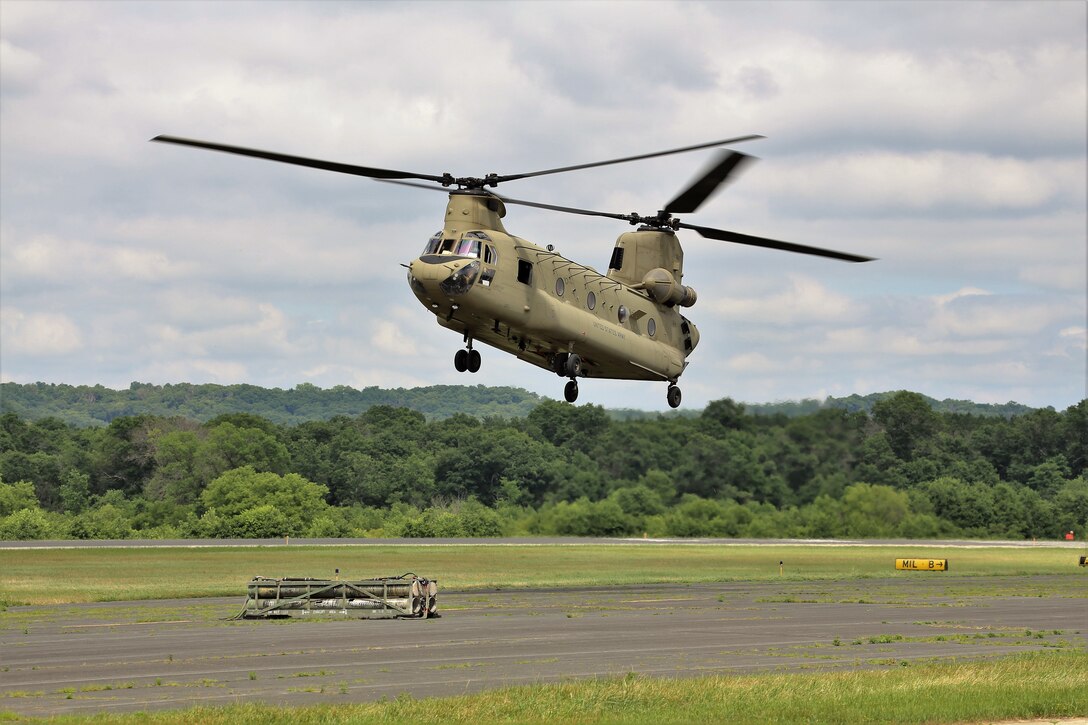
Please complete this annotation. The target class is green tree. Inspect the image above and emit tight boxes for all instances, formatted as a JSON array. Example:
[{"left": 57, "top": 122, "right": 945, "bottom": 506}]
[
  {"left": 89, "top": 415, "right": 160, "bottom": 497},
  {"left": 542, "top": 498, "right": 634, "bottom": 537},
  {"left": 1060, "top": 400, "right": 1087, "bottom": 477},
  {"left": 799, "top": 494, "right": 844, "bottom": 538},
  {"left": 457, "top": 498, "right": 504, "bottom": 537},
  {"left": 0, "top": 479, "right": 38, "bottom": 516},
  {"left": 854, "top": 432, "right": 907, "bottom": 488},
  {"left": 841, "top": 483, "right": 911, "bottom": 537},
  {"left": 194, "top": 422, "right": 290, "bottom": 483},
  {"left": 0, "top": 451, "right": 62, "bottom": 509},
  {"left": 59, "top": 470, "right": 92, "bottom": 513},
  {"left": 662, "top": 495, "right": 737, "bottom": 537},
  {"left": 0, "top": 507, "right": 52, "bottom": 540},
  {"left": 200, "top": 466, "right": 329, "bottom": 536},
  {"left": 873, "top": 391, "right": 941, "bottom": 460},
  {"left": 70, "top": 501, "right": 134, "bottom": 539},
  {"left": 434, "top": 427, "right": 574, "bottom": 505},
  {"left": 913, "top": 477, "right": 995, "bottom": 535},
  {"left": 1051, "top": 477, "right": 1088, "bottom": 538},
  {"left": 526, "top": 401, "right": 610, "bottom": 454},
  {"left": 1025, "top": 457, "right": 1073, "bottom": 498},
  {"left": 231, "top": 504, "right": 291, "bottom": 538},
  {"left": 671, "top": 432, "right": 788, "bottom": 505},
  {"left": 609, "top": 485, "right": 665, "bottom": 518},
  {"left": 702, "top": 398, "right": 750, "bottom": 433}
]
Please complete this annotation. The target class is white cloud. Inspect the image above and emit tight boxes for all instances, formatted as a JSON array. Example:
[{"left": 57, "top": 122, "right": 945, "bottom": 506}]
[
  {"left": 711, "top": 275, "right": 856, "bottom": 325},
  {"left": 0, "top": 308, "right": 83, "bottom": 356},
  {"left": 749, "top": 153, "right": 1082, "bottom": 216}
]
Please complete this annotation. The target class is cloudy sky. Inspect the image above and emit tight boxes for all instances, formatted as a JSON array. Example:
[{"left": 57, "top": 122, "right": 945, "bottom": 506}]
[{"left": 2, "top": 0, "right": 1085, "bottom": 412}]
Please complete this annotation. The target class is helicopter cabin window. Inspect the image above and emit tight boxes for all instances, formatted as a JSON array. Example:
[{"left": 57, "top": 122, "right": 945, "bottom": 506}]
[
  {"left": 647, "top": 318, "right": 656, "bottom": 337},
  {"left": 517, "top": 259, "right": 533, "bottom": 285},
  {"left": 422, "top": 231, "right": 442, "bottom": 255},
  {"left": 555, "top": 278, "right": 565, "bottom": 296},
  {"left": 587, "top": 291, "right": 596, "bottom": 310},
  {"left": 617, "top": 305, "right": 629, "bottom": 324}
]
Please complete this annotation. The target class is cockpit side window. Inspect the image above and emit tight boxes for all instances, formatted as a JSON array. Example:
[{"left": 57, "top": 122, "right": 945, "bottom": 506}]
[
  {"left": 484, "top": 245, "right": 498, "bottom": 265},
  {"left": 422, "top": 231, "right": 442, "bottom": 255}
]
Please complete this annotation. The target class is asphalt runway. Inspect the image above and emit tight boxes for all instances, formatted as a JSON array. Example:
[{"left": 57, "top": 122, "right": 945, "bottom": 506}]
[{"left": 2, "top": 574, "right": 1084, "bottom": 717}]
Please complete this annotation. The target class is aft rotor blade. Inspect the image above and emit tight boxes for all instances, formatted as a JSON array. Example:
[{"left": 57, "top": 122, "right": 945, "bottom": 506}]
[
  {"left": 494, "top": 134, "right": 764, "bottom": 184},
  {"left": 680, "top": 222, "right": 875, "bottom": 263},
  {"left": 664, "top": 151, "right": 753, "bottom": 214},
  {"left": 151, "top": 136, "right": 448, "bottom": 183}
]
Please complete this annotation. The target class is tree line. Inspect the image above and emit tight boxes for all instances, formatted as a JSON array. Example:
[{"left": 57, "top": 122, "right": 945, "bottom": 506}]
[
  {"left": 1, "top": 382, "right": 1037, "bottom": 428},
  {"left": 0, "top": 382, "right": 547, "bottom": 427},
  {"left": 1, "top": 391, "right": 1085, "bottom": 541}
]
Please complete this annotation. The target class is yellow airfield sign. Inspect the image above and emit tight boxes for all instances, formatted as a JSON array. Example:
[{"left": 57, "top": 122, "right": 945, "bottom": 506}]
[{"left": 896, "top": 558, "right": 948, "bottom": 572}]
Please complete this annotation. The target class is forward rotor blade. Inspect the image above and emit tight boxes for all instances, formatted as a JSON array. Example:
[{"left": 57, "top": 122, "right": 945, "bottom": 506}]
[
  {"left": 377, "top": 179, "right": 452, "bottom": 193},
  {"left": 151, "top": 135, "right": 447, "bottom": 183},
  {"left": 679, "top": 222, "right": 875, "bottom": 263},
  {"left": 380, "top": 183, "right": 636, "bottom": 223},
  {"left": 664, "top": 151, "right": 753, "bottom": 214},
  {"left": 493, "top": 193, "right": 634, "bottom": 223},
  {"left": 494, "top": 134, "right": 764, "bottom": 184}
]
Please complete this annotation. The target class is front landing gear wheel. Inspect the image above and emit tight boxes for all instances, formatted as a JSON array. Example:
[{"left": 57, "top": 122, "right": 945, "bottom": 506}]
[
  {"left": 467, "top": 349, "right": 481, "bottom": 373},
  {"left": 667, "top": 385, "right": 682, "bottom": 409},
  {"left": 563, "top": 354, "right": 582, "bottom": 378},
  {"left": 454, "top": 349, "right": 468, "bottom": 372},
  {"left": 564, "top": 380, "right": 579, "bottom": 403}
]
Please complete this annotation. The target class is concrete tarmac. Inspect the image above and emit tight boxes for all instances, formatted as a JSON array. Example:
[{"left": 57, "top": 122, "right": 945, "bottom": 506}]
[{"left": 1, "top": 575, "right": 1084, "bottom": 717}]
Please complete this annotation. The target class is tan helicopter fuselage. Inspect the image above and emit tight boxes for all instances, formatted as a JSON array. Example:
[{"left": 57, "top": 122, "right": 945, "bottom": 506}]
[{"left": 407, "top": 192, "right": 700, "bottom": 383}]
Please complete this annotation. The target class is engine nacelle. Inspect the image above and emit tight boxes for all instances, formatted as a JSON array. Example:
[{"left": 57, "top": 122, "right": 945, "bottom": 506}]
[{"left": 640, "top": 268, "right": 697, "bottom": 307}]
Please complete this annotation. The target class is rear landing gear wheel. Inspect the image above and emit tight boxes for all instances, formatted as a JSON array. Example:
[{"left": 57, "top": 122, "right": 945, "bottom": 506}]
[
  {"left": 454, "top": 349, "right": 468, "bottom": 372},
  {"left": 667, "top": 384, "right": 682, "bottom": 409},
  {"left": 467, "top": 349, "right": 481, "bottom": 373},
  {"left": 564, "top": 380, "right": 579, "bottom": 403}
]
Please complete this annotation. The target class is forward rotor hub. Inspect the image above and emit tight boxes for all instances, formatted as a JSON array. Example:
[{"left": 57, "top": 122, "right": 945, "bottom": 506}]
[{"left": 624, "top": 211, "right": 680, "bottom": 230}]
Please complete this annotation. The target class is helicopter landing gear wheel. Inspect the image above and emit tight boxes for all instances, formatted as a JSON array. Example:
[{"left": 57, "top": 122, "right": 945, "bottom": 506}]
[
  {"left": 467, "top": 349, "right": 481, "bottom": 373},
  {"left": 667, "top": 384, "right": 682, "bottom": 409},
  {"left": 454, "top": 349, "right": 468, "bottom": 373},
  {"left": 564, "top": 379, "right": 579, "bottom": 403},
  {"left": 563, "top": 354, "right": 582, "bottom": 378}
]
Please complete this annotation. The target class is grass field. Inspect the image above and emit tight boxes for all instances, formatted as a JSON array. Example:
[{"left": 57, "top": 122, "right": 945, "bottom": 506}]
[
  {"left": 0, "top": 543, "right": 1083, "bottom": 606},
  {"left": 10, "top": 650, "right": 1086, "bottom": 724}
]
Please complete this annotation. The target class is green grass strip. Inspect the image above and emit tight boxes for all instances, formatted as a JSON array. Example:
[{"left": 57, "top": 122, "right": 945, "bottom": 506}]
[
  {"left": 8, "top": 650, "right": 1085, "bottom": 724},
  {"left": 1, "top": 543, "right": 1081, "bottom": 605}
]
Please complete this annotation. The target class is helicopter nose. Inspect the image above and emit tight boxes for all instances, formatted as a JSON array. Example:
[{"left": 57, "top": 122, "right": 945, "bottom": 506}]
[
  {"left": 439, "top": 260, "right": 480, "bottom": 297},
  {"left": 408, "top": 257, "right": 478, "bottom": 298}
]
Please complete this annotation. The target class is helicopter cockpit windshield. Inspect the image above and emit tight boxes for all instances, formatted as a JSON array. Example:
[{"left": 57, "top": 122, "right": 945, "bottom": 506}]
[
  {"left": 455, "top": 237, "right": 480, "bottom": 257},
  {"left": 422, "top": 231, "right": 493, "bottom": 258}
]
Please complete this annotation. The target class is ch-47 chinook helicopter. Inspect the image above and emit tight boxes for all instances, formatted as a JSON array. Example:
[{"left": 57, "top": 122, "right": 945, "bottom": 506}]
[{"left": 152, "top": 134, "right": 873, "bottom": 408}]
